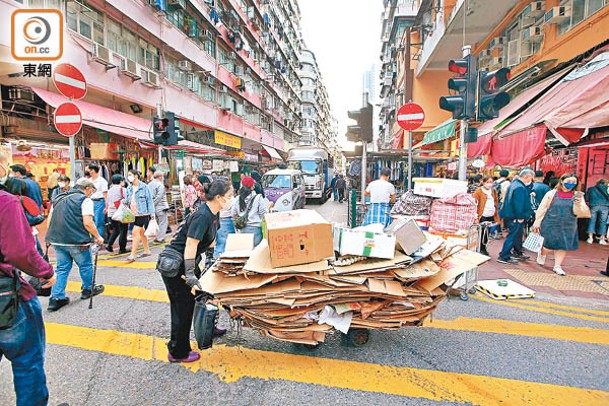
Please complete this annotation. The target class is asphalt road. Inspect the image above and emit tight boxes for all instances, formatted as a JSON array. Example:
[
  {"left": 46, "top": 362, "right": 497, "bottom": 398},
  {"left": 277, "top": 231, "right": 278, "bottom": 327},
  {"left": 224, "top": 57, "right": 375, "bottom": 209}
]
[{"left": 1, "top": 200, "right": 608, "bottom": 405}]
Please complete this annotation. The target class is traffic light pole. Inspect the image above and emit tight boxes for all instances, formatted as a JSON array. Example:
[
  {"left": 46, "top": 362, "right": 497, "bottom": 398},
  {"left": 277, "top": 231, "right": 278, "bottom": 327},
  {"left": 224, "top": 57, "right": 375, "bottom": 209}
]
[
  {"left": 156, "top": 103, "right": 163, "bottom": 165},
  {"left": 361, "top": 141, "right": 367, "bottom": 205},
  {"left": 458, "top": 45, "right": 471, "bottom": 182}
]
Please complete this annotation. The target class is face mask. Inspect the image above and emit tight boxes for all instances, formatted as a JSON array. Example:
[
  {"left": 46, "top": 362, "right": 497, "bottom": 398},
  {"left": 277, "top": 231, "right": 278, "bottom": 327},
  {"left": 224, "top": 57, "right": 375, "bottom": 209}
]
[
  {"left": 220, "top": 196, "right": 234, "bottom": 210},
  {"left": 483, "top": 183, "right": 493, "bottom": 190},
  {"left": 0, "top": 164, "right": 7, "bottom": 184},
  {"left": 564, "top": 182, "right": 577, "bottom": 190},
  {"left": 127, "top": 175, "right": 135, "bottom": 183},
  {"left": 58, "top": 182, "right": 66, "bottom": 188}
]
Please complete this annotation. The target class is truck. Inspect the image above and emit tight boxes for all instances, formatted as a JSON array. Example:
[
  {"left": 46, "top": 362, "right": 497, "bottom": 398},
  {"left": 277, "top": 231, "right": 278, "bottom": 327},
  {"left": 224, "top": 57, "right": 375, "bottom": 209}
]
[{"left": 287, "top": 146, "right": 334, "bottom": 203}]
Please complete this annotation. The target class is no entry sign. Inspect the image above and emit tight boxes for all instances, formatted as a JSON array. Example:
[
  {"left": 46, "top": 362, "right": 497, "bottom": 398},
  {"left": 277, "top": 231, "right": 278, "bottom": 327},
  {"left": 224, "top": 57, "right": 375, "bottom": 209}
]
[
  {"left": 53, "top": 64, "right": 87, "bottom": 100},
  {"left": 397, "top": 103, "right": 425, "bottom": 131},
  {"left": 54, "top": 102, "right": 82, "bottom": 137}
]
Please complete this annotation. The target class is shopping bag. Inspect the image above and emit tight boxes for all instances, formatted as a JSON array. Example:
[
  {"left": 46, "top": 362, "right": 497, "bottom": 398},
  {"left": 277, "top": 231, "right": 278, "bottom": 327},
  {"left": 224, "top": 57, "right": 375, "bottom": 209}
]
[
  {"left": 111, "top": 204, "right": 124, "bottom": 222},
  {"left": 112, "top": 204, "right": 135, "bottom": 224},
  {"left": 144, "top": 218, "right": 159, "bottom": 238},
  {"left": 523, "top": 232, "right": 544, "bottom": 253},
  {"left": 193, "top": 297, "right": 218, "bottom": 350}
]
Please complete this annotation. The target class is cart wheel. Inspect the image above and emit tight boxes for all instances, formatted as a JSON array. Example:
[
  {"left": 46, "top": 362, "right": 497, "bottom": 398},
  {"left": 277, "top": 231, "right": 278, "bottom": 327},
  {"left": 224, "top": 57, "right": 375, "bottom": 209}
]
[
  {"left": 459, "top": 291, "right": 469, "bottom": 301},
  {"left": 468, "top": 287, "right": 477, "bottom": 295},
  {"left": 346, "top": 329, "right": 369, "bottom": 346}
]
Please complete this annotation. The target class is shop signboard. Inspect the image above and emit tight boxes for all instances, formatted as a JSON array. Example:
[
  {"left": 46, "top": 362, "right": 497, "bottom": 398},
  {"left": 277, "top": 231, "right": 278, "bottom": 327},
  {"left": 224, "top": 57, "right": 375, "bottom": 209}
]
[
  {"left": 244, "top": 152, "right": 258, "bottom": 162},
  {"left": 230, "top": 161, "right": 239, "bottom": 172},
  {"left": 212, "top": 159, "right": 224, "bottom": 172},
  {"left": 214, "top": 130, "right": 242, "bottom": 149},
  {"left": 202, "top": 159, "right": 213, "bottom": 170},
  {"left": 192, "top": 157, "right": 203, "bottom": 171}
]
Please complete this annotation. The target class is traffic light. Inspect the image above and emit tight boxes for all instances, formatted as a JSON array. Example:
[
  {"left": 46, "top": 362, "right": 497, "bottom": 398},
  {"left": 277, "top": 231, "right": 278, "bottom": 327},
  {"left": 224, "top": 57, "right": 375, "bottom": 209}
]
[
  {"left": 346, "top": 103, "right": 373, "bottom": 143},
  {"left": 153, "top": 112, "right": 184, "bottom": 146},
  {"left": 164, "top": 111, "right": 184, "bottom": 146},
  {"left": 153, "top": 116, "right": 170, "bottom": 145},
  {"left": 477, "top": 68, "right": 511, "bottom": 121},
  {"left": 439, "top": 55, "right": 476, "bottom": 120}
]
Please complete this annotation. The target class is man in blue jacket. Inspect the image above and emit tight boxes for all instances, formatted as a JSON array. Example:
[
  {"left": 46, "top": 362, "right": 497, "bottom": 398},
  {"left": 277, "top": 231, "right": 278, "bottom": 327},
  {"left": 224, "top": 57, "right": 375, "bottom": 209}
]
[{"left": 498, "top": 168, "right": 535, "bottom": 264}]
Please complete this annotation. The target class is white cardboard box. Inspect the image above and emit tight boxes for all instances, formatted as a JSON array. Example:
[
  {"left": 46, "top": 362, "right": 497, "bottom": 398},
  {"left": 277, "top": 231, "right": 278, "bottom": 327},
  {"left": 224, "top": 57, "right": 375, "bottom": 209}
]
[
  {"left": 413, "top": 178, "right": 467, "bottom": 199},
  {"left": 334, "top": 227, "right": 396, "bottom": 259}
]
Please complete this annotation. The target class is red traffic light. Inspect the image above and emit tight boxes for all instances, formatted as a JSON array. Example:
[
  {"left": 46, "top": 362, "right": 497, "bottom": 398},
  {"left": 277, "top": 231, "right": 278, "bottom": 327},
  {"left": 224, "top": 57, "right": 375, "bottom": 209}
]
[
  {"left": 480, "top": 68, "right": 511, "bottom": 92},
  {"left": 448, "top": 59, "right": 469, "bottom": 75}
]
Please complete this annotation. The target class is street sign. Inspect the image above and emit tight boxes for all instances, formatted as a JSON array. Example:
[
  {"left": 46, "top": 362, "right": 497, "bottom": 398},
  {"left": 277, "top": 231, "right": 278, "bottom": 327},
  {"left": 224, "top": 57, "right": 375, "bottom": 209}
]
[
  {"left": 397, "top": 103, "right": 425, "bottom": 131},
  {"left": 53, "top": 64, "right": 87, "bottom": 100},
  {"left": 54, "top": 102, "right": 82, "bottom": 137}
]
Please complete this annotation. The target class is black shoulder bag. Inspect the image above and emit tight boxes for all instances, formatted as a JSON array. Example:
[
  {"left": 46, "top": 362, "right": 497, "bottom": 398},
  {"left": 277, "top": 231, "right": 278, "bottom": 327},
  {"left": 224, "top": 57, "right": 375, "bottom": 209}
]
[
  {"left": 234, "top": 194, "right": 257, "bottom": 230},
  {"left": 0, "top": 270, "right": 20, "bottom": 330}
]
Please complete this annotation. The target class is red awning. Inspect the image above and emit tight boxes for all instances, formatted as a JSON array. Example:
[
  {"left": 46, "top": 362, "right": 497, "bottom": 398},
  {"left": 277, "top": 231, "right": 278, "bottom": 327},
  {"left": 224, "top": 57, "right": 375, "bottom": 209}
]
[
  {"left": 467, "top": 133, "right": 492, "bottom": 158},
  {"left": 392, "top": 130, "right": 404, "bottom": 149},
  {"left": 490, "top": 125, "right": 547, "bottom": 167}
]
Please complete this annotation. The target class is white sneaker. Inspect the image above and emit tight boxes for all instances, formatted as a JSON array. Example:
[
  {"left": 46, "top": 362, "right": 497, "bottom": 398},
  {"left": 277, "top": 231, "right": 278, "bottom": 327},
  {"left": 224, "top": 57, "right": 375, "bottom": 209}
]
[
  {"left": 599, "top": 238, "right": 608, "bottom": 246},
  {"left": 536, "top": 251, "right": 546, "bottom": 265},
  {"left": 553, "top": 266, "right": 566, "bottom": 276},
  {"left": 586, "top": 237, "right": 594, "bottom": 244}
]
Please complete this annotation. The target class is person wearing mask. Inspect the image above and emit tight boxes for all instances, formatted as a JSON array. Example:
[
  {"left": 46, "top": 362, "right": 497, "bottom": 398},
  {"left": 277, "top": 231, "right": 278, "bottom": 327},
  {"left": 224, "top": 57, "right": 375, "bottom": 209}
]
[
  {"left": 336, "top": 174, "right": 347, "bottom": 203},
  {"left": 531, "top": 170, "right": 551, "bottom": 209},
  {"left": 362, "top": 167, "right": 396, "bottom": 227},
  {"left": 472, "top": 177, "right": 500, "bottom": 256},
  {"left": 125, "top": 170, "right": 155, "bottom": 263},
  {"left": 585, "top": 178, "right": 609, "bottom": 245},
  {"left": 159, "top": 179, "right": 233, "bottom": 363},
  {"left": 183, "top": 175, "right": 198, "bottom": 216},
  {"left": 50, "top": 175, "right": 71, "bottom": 200},
  {"left": 45, "top": 178, "right": 105, "bottom": 311},
  {"left": 146, "top": 165, "right": 157, "bottom": 183},
  {"left": 9, "top": 164, "right": 43, "bottom": 209},
  {"left": 106, "top": 174, "right": 129, "bottom": 254},
  {"left": 497, "top": 168, "right": 535, "bottom": 264},
  {"left": 148, "top": 171, "right": 170, "bottom": 243},
  {"left": 0, "top": 152, "right": 57, "bottom": 406},
  {"left": 47, "top": 168, "right": 61, "bottom": 197},
  {"left": 232, "top": 176, "right": 267, "bottom": 247},
  {"left": 213, "top": 178, "right": 236, "bottom": 259},
  {"left": 534, "top": 174, "right": 588, "bottom": 275},
  {"left": 87, "top": 164, "right": 109, "bottom": 238},
  {"left": 192, "top": 171, "right": 204, "bottom": 197}
]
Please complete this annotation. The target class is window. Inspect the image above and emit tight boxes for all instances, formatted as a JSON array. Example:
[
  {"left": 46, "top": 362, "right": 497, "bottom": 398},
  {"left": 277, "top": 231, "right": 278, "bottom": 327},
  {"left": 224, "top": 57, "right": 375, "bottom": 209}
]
[
  {"left": 106, "top": 19, "right": 122, "bottom": 52},
  {"left": 201, "top": 85, "right": 216, "bottom": 103},
  {"left": 262, "top": 175, "right": 292, "bottom": 189},
  {"left": 66, "top": 1, "right": 103, "bottom": 44},
  {"left": 558, "top": 0, "right": 607, "bottom": 35},
  {"left": 167, "top": 8, "right": 185, "bottom": 30}
]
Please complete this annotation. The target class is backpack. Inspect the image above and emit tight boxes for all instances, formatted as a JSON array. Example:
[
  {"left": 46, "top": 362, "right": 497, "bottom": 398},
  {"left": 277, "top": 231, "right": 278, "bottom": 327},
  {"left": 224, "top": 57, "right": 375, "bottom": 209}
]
[
  {"left": 494, "top": 179, "right": 508, "bottom": 207},
  {"left": 20, "top": 195, "right": 45, "bottom": 226}
]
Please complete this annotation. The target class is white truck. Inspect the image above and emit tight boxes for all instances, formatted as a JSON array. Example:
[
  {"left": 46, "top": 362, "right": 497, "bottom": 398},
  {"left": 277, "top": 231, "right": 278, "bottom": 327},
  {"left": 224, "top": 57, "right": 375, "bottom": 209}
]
[{"left": 287, "top": 147, "right": 334, "bottom": 202}]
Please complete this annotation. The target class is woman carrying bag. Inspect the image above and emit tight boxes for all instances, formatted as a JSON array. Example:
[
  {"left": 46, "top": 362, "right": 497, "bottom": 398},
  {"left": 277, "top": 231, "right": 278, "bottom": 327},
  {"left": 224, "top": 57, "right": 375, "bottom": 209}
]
[
  {"left": 533, "top": 174, "right": 590, "bottom": 276},
  {"left": 124, "top": 170, "right": 155, "bottom": 263},
  {"left": 232, "top": 176, "right": 267, "bottom": 247},
  {"left": 156, "top": 179, "right": 233, "bottom": 363},
  {"left": 585, "top": 178, "right": 609, "bottom": 245},
  {"left": 472, "top": 176, "right": 500, "bottom": 256},
  {"left": 106, "top": 174, "right": 128, "bottom": 254}
]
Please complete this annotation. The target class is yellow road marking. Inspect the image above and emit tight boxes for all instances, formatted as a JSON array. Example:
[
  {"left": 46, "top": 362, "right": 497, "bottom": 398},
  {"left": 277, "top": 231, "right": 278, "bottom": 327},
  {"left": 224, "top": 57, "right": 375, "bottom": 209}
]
[
  {"left": 45, "top": 322, "right": 609, "bottom": 405},
  {"left": 473, "top": 295, "right": 609, "bottom": 323},
  {"left": 96, "top": 259, "right": 157, "bottom": 269},
  {"left": 64, "top": 282, "right": 609, "bottom": 345},
  {"left": 424, "top": 317, "right": 609, "bottom": 346},
  {"left": 523, "top": 299, "right": 609, "bottom": 316}
]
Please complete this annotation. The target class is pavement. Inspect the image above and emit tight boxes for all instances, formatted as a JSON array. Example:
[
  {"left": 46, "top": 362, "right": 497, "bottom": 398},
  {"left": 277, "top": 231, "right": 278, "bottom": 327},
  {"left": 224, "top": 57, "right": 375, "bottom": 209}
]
[{"left": 1, "top": 200, "right": 608, "bottom": 405}]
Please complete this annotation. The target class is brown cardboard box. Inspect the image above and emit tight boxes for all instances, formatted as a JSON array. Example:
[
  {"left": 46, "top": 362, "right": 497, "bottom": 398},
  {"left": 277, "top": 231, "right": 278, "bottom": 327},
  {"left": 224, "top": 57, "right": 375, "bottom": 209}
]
[{"left": 264, "top": 209, "right": 334, "bottom": 268}]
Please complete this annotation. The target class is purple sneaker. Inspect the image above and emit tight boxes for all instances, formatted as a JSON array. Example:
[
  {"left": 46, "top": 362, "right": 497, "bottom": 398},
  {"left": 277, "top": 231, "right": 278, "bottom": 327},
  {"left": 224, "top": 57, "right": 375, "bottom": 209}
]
[{"left": 168, "top": 351, "right": 201, "bottom": 363}]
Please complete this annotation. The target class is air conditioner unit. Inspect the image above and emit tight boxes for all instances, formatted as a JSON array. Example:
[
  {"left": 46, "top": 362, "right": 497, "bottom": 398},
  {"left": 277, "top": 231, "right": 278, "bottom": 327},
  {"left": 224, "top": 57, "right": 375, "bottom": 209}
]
[
  {"left": 221, "top": 85, "right": 228, "bottom": 92},
  {"left": 119, "top": 59, "right": 142, "bottom": 80},
  {"left": 490, "top": 57, "right": 504, "bottom": 69},
  {"left": 235, "top": 77, "right": 246, "bottom": 90},
  {"left": 206, "top": 76, "right": 214, "bottom": 85},
  {"left": 234, "top": 65, "right": 244, "bottom": 76},
  {"left": 168, "top": 0, "right": 186, "bottom": 10},
  {"left": 489, "top": 36, "right": 506, "bottom": 49},
  {"left": 520, "top": 41, "right": 534, "bottom": 60},
  {"left": 178, "top": 60, "right": 192, "bottom": 71},
  {"left": 142, "top": 69, "right": 161, "bottom": 88},
  {"left": 247, "top": 6, "right": 255, "bottom": 20},
  {"left": 91, "top": 43, "right": 115, "bottom": 68},
  {"left": 522, "top": 25, "right": 544, "bottom": 43},
  {"left": 544, "top": 6, "right": 570, "bottom": 24},
  {"left": 204, "top": 0, "right": 215, "bottom": 5},
  {"left": 523, "top": 1, "right": 545, "bottom": 19},
  {"left": 202, "top": 29, "right": 213, "bottom": 39},
  {"left": 230, "top": 52, "right": 237, "bottom": 59}
]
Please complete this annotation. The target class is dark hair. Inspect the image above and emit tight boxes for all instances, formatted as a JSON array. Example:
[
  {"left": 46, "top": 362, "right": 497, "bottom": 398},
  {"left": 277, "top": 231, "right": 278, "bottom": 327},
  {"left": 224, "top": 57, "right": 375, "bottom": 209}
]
[
  {"left": 239, "top": 184, "right": 253, "bottom": 211},
  {"left": 87, "top": 164, "right": 100, "bottom": 174},
  {"left": 534, "top": 170, "right": 544, "bottom": 178},
  {"left": 549, "top": 177, "right": 559, "bottom": 189},
  {"left": 499, "top": 169, "right": 509, "bottom": 178},
  {"left": 597, "top": 178, "right": 608, "bottom": 186},
  {"left": 9, "top": 164, "right": 27, "bottom": 176},
  {"left": 203, "top": 179, "right": 232, "bottom": 202},
  {"left": 558, "top": 173, "right": 578, "bottom": 189},
  {"left": 111, "top": 174, "right": 124, "bottom": 185},
  {"left": 128, "top": 169, "right": 141, "bottom": 179},
  {"left": 482, "top": 176, "right": 493, "bottom": 183},
  {"left": 148, "top": 166, "right": 157, "bottom": 173},
  {"left": 380, "top": 167, "right": 391, "bottom": 178},
  {"left": 58, "top": 175, "right": 70, "bottom": 183},
  {"left": 198, "top": 175, "right": 212, "bottom": 185},
  {"left": 5, "top": 177, "right": 27, "bottom": 195},
  {"left": 183, "top": 175, "right": 192, "bottom": 185}
]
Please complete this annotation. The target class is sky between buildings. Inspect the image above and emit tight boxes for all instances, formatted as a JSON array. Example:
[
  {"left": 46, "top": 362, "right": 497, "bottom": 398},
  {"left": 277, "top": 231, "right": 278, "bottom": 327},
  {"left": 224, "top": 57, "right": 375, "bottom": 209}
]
[{"left": 298, "top": 0, "right": 383, "bottom": 151}]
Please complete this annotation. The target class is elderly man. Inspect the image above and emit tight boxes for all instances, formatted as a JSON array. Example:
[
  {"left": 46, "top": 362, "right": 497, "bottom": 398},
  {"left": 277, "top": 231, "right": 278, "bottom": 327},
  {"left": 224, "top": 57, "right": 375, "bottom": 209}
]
[
  {"left": 497, "top": 168, "right": 535, "bottom": 265},
  {"left": 46, "top": 178, "right": 105, "bottom": 311},
  {"left": 147, "top": 170, "right": 170, "bottom": 243}
]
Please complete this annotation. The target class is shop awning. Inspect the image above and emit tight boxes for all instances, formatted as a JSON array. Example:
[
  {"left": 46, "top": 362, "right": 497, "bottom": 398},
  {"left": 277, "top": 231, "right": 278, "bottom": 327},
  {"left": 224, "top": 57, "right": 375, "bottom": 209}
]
[
  {"left": 262, "top": 145, "right": 283, "bottom": 161},
  {"left": 32, "top": 87, "right": 152, "bottom": 141},
  {"left": 391, "top": 130, "right": 403, "bottom": 149},
  {"left": 497, "top": 52, "right": 609, "bottom": 145},
  {"left": 490, "top": 125, "right": 547, "bottom": 167},
  {"left": 161, "top": 140, "right": 228, "bottom": 155},
  {"left": 416, "top": 119, "right": 456, "bottom": 148}
]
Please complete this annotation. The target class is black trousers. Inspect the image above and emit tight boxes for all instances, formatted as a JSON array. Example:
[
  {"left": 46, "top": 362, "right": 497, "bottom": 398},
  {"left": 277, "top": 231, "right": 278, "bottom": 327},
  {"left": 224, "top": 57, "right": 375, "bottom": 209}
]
[
  {"left": 162, "top": 273, "right": 196, "bottom": 358},
  {"left": 107, "top": 220, "right": 128, "bottom": 251},
  {"left": 479, "top": 216, "right": 495, "bottom": 253}
]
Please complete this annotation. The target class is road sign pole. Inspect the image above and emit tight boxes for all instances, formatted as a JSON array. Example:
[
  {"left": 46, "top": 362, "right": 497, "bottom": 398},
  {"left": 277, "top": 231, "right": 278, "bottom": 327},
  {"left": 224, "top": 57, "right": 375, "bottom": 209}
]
[
  {"left": 69, "top": 135, "right": 76, "bottom": 181},
  {"left": 458, "top": 45, "right": 471, "bottom": 182},
  {"left": 407, "top": 130, "right": 413, "bottom": 190}
]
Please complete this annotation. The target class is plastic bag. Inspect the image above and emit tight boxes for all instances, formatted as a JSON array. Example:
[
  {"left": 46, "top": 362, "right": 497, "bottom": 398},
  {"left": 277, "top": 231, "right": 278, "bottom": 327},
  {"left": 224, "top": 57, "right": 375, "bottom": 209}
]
[
  {"left": 144, "top": 218, "right": 159, "bottom": 238},
  {"left": 193, "top": 298, "right": 218, "bottom": 350},
  {"left": 112, "top": 204, "right": 135, "bottom": 224},
  {"left": 523, "top": 232, "right": 544, "bottom": 253}
]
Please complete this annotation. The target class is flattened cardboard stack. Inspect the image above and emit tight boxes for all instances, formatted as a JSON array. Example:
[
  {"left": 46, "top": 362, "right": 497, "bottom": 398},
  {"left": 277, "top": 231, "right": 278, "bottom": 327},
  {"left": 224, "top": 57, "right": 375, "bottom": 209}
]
[{"left": 200, "top": 233, "right": 489, "bottom": 345}]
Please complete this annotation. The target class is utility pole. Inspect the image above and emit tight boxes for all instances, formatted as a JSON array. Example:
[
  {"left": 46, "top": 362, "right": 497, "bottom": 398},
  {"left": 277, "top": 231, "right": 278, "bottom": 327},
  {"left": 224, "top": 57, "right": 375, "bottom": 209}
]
[{"left": 458, "top": 45, "right": 471, "bottom": 182}]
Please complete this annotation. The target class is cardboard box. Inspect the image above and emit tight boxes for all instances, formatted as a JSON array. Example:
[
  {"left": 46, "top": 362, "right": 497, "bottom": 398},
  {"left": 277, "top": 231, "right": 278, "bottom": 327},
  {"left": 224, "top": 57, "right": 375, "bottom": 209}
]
[
  {"left": 429, "top": 228, "right": 478, "bottom": 251},
  {"left": 264, "top": 209, "right": 334, "bottom": 268},
  {"left": 334, "top": 227, "right": 396, "bottom": 259},
  {"left": 412, "top": 178, "right": 467, "bottom": 198},
  {"left": 385, "top": 217, "right": 427, "bottom": 255}
]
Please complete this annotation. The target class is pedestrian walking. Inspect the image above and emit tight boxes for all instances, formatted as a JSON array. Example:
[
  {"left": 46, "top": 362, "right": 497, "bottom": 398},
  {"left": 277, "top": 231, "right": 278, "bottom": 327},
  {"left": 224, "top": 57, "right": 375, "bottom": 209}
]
[
  {"left": 47, "top": 167, "right": 61, "bottom": 198},
  {"left": 362, "top": 167, "right": 396, "bottom": 227},
  {"left": 232, "top": 176, "right": 267, "bottom": 247},
  {"left": 45, "top": 178, "right": 105, "bottom": 311},
  {"left": 146, "top": 165, "right": 157, "bottom": 183},
  {"left": 531, "top": 170, "right": 551, "bottom": 208},
  {"left": 331, "top": 174, "right": 339, "bottom": 201},
  {"left": 534, "top": 174, "right": 589, "bottom": 275},
  {"left": 183, "top": 175, "right": 198, "bottom": 216},
  {"left": 50, "top": 174, "right": 71, "bottom": 200},
  {"left": 497, "top": 168, "right": 535, "bottom": 264},
  {"left": 585, "top": 178, "right": 609, "bottom": 245},
  {"left": 87, "top": 164, "right": 109, "bottom": 238},
  {"left": 472, "top": 176, "right": 500, "bottom": 256},
  {"left": 0, "top": 153, "right": 57, "bottom": 406},
  {"left": 106, "top": 174, "right": 129, "bottom": 254},
  {"left": 148, "top": 171, "right": 170, "bottom": 243},
  {"left": 494, "top": 169, "right": 511, "bottom": 211},
  {"left": 9, "top": 164, "right": 43, "bottom": 209},
  {"left": 124, "top": 170, "right": 155, "bottom": 263},
  {"left": 336, "top": 174, "right": 347, "bottom": 203},
  {"left": 157, "top": 179, "right": 233, "bottom": 363}
]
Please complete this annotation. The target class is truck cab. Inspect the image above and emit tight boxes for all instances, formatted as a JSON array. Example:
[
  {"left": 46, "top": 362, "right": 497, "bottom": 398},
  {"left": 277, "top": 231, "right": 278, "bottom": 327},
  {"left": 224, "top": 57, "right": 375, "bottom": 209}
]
[{"left": 287, "top": 147, "right": 333, "bottom": 202}]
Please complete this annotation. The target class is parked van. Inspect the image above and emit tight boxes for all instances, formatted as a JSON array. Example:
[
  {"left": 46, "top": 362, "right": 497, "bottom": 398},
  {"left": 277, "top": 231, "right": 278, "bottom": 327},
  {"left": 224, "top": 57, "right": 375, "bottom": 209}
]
[{"left": 261, "top": 169, "right": 306, "bottom": 211}]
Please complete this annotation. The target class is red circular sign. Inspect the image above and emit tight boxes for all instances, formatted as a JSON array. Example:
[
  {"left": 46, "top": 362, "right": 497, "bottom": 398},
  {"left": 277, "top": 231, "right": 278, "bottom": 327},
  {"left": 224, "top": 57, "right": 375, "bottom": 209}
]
[
  {"left": 53, "top": 64, "right": 87, "bottom": 100},
  {"left": 397, "top": 103, "right": 425, "bottom": 131},
  {"left": 54, "top": 102, "right": 82, "bottom": 137}
]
